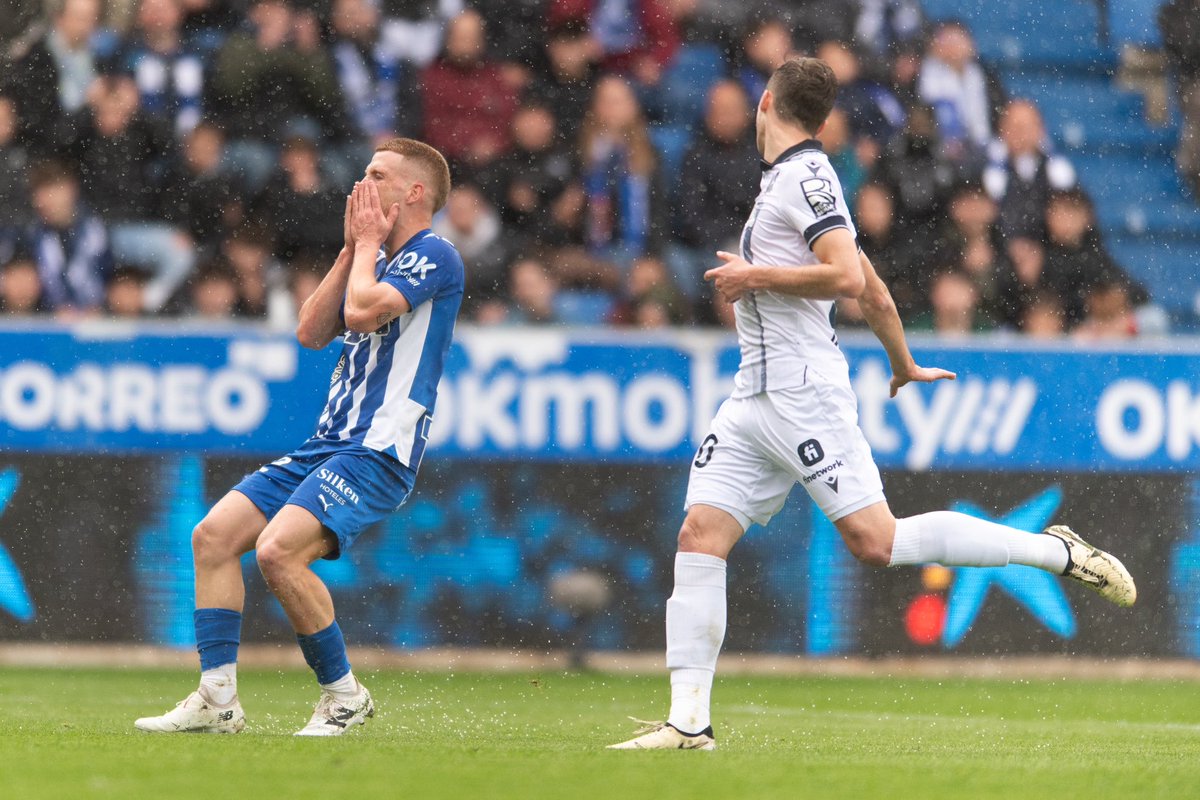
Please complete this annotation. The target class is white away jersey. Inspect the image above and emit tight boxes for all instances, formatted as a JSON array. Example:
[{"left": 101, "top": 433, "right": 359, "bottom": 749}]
[
  {"left": 315, "top": 229, "right": 464, "bottom": 468},
  {"left": 732, "top": 139, "right": 857, "bottom": 397}
]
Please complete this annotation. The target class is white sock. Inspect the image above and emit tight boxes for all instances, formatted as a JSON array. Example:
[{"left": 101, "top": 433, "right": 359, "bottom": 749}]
[
  {"left": 666, "top": 552, "right": 726, "bottom": 735},
  {"left": 199, "top": 662, "right": 237, "bottom": 706},
  {"left": 889, "top": 511, "right": 1069, "bottom": 573},
  {"left": 322, "top": 669, "right": 359, "bottom": 701}
]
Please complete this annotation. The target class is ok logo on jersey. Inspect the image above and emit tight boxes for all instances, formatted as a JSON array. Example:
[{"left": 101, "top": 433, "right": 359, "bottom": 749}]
[{"left": 392, "top": 251, "right": 438, "bottom": 281}]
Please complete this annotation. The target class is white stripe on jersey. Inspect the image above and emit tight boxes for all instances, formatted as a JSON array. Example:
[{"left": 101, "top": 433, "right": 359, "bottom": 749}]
[{"left": 362, "top": 301, "right": 432, "bottom": 457}]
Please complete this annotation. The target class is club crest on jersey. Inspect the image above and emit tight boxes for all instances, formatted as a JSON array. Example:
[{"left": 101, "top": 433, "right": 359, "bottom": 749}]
[{"left": 801, "top": 177, "right": 837, "bottom": 216}]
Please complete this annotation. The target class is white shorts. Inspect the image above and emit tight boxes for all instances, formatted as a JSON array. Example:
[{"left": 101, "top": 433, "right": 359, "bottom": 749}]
[{"left": 685, "top": 378, "right": 885, "bottom": 531}]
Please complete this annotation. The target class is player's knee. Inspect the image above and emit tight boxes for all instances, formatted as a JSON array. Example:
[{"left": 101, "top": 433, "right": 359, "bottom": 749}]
[
  {"left": 844, "top": 528, "right": 892, "bottom": 567},
  {"left": 676, "top": 517, "right": 710, "bottom": 554},
  {"left": 254, "top": 538, "right": 293, "bottom": 580},
  {"left": 192, "top": 519, "right": 232, "bottom": 566}
]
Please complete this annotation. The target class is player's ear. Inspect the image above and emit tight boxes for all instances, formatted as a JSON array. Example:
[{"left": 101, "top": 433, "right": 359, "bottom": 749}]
[
  {"left": 409, "top": 182, "right": 424, "bottom": 206},
  {"left": 759, "top": 90, "right": 772, "bottom": 114}
]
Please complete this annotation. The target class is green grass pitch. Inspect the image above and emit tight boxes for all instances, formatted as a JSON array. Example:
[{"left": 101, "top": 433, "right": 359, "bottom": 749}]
[{"left": 1, "top": 666, "right": 1198, "bottom": 799}]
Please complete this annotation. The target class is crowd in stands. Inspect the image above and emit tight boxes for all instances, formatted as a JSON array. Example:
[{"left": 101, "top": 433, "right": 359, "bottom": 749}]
[{"left": 0, "top": 0, "right": 1171, "bottom": 338}]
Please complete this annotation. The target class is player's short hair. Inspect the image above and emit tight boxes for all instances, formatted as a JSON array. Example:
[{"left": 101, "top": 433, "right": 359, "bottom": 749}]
[
  {"left": 768, "top": 57, "right": 838, "bottom": 134},
  {"left": 374, "top": 137, "right": 452, "bottom": 213}
]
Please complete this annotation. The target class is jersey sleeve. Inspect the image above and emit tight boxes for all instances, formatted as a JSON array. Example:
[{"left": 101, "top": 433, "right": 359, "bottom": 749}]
[
  {"left": 380, "top": 240, "right": 460, "bottom": 311},
  {"left": 779, "top": 161, "right": 852, "bottom": 247}
]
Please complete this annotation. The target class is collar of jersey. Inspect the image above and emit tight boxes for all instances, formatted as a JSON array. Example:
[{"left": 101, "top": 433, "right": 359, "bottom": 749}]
[
  {"left": 760, "top": 139, "right": 824, "bottom": 172},
  {"left": 377, "top": 227, "right": 434, "bottom": 262}
]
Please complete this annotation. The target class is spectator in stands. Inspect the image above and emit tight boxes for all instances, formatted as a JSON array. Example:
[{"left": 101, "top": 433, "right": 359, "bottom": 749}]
[
  {"left": 24, "top": 161, "right": 114, "bottom": 316},
  {"left": 984, "top": 99, "right": 1077, "bottom": 242},
  {"left": 918, "top": 20, "right": 1005, "bottom": 158},
  {"left": 188, "top": 259, "right": 239, "bottom": 319},
  {"left": 547, "top": 0, "right": 680, "bottom": 85},
  {"left": 420, "top": 9, "right": 517, "bottom": 173},
  {"left": 912, "top": 268, "right": 994, "bottom": 335},
  {"left": 855, "top": 0, "right": 925, "bottom": 58},
  {"left": 481, "top": 102, "right": 577, "bottom": 246},
  {"left": 818, "top": 106, "right": 866, "bottom": 211},
  {"left": 1021, "top": 290, "right": 1067, "bottom": 338},
  {"left": 737, "top": 18, "right": 792, "bottom": 103},
  {"left": 0, "top": 95, "right": 32, "bottom": 230},
  {"left": 817, "top": 40, "right": 905, "bottom": 150},
  {"left": 995, "top": 236, "right": 1045, "bottom": 328},
  {"left": 674, "top": 80, "right": 758, "bottom": 298},
  {"left": 217, "top": 225, "right": 291, "bottom": 324},
  {"left": 78, "top": 75, "right": 194, "bottom": 311},
  {"left": 116, "top": 0, "right": 208, "bottom": 138},
  {"left": 104, "top": 266, "right": 149, "bottom": 317},
  {"left": 1160, "top": 0, "right": 1200, "bottom": 195},
  {"left": 252, "top": 135, "right": 345, "bottom": 263},
  {"left": 1074, "top": 278, "right": 1139, "bottom": 340},
  {"left": 207, "top": 0, "right": 351, "bottom": 188},
  {"left": 287, "top": 256, "right": 325, "bottom": 321},
  {"left": 2, "top": 0, "right": 105, "bottom": 155},
  {"left": 375, "top": 0, "right": 461, "bottom": 68},
  {"left": 875, "top": 104, "right": 958, "bottom": 228},
  {"left": 942, "top": 180, "right": 1008, "bottom": 321},
  {"left": 431, "top": 183, "right": 510, "bottom": 301},
  {"left": 855, "top": 181, "right": 929, "bottom": 319},
  {"left": 507, "top": 257, "right": 561, "bottom": 324},
  {"left": 610, "top": 255, "right": 687, "bottom": 326},
  {"left": 0, "top": 255, "right": 43, "bottom": 315},
  {"left": 160, "top": 121, "right": 243, "bottom": 249},
  {"left": 579, "top": 75, "right": 658, "bottom": 265},
  {"left": 530, "top": 20, "right": 601, "bottom": 149},
  {"left": 329, "top": 0, "right": 423, "bottom": 144}
]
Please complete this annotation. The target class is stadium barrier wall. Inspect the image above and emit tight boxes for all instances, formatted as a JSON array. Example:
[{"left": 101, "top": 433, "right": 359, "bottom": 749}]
[{"left": 0, "top": 322, "right": 1197, "bottom": 658}]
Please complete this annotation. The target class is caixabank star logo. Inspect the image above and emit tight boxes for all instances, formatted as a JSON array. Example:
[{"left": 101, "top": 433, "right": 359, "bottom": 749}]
[
  {"left": 902, "top": 486, "right": 1076, "bottom": 647},
  {"left": 0, "top": 468, "right": 35, "bottom": 623}
]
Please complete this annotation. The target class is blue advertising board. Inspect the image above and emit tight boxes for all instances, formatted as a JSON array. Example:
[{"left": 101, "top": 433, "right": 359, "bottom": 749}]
[{"left": 1, "top": 322, "right": 1198, "bottom": 472}]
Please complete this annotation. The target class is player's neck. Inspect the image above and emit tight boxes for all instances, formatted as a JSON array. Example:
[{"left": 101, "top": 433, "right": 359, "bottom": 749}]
[
  {"left": 762, "top": 122, "right": 817, "bottom": 164},
  {"left": 385, "top": 217, "right": 433, "bottom": 254}
]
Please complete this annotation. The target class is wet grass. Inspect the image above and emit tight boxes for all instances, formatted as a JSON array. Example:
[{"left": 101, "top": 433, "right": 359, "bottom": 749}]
[{"left": 0, "top": 667, "right": 1197, "bottom": 799}]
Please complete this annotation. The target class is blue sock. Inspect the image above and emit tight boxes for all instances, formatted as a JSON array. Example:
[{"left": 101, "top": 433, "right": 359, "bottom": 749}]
[
  {"left": 194, "top": 608, "right": 242, "bottom": 671},
  {"left": 297, "top": 620, "right": 351, "bottom": 685}
]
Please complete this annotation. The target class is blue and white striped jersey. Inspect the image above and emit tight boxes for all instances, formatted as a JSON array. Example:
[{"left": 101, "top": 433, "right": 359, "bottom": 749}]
[{"left": 314, "top": 229, "right": 464, "bottom": 469}]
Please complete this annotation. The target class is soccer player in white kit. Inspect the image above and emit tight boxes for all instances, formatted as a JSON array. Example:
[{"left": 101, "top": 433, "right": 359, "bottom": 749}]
[{"left": 609, "top": 57, "right": 1136, "bottom": 751}]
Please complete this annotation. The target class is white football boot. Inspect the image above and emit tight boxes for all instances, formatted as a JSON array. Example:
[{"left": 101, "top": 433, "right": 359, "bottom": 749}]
[
  {"left": 134, "top": 688, "right": 245, "bottom": 733},
  {"left": 607, "top": 719, "right": 716, "bottom": 751},
  {"left": 294, "top": 682, "right": 374, "bottom": 736},
  {"left": 1044, "top": 525, "right": 1137, "bottom": 607}
]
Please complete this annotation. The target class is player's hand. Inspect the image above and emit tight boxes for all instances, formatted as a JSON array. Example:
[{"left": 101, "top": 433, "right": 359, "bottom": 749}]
[
  {"left": 350, "top": 180, "right": 399, "bottom": 248},
  {"left": 704, "top": 251, "right": 756, "bottom": 302},
  {"left": 889, "top": 364, "right": 956, "bottom": 398}
]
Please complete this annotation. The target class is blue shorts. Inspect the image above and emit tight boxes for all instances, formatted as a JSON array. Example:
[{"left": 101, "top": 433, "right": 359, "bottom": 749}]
[{"left": 233, "top": 437, "right": 416, "bottom": 559}]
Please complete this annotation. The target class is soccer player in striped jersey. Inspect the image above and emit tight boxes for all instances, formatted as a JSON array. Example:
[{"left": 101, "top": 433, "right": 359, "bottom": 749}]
[
  {"left": 609, "top": 58, "right": 1136, "bottom": 751},
  {"left": 135, "top": 138, "right": 463, "bottom": 736}
]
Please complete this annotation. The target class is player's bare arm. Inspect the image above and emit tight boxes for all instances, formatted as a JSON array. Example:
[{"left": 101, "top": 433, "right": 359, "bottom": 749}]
[
  {"left": 704, "top": 227, "right": 865, "bottom": 302},
  {"left": 855, "top": 250, "right": 956, "bottom": 397},
  {"left": 346, "top": 179, "right": 411, "bottom": 333},
  {"left": 295, "top": 196, "right": 356, "bottom": 350}
]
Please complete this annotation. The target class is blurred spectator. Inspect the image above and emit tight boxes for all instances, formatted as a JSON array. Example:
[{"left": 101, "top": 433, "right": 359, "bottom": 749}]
[
  {"left": 330, "top": 0, "right": 423, "bottom": 143},
  {"left": 24, "top": 161, "right": 114, "bottom": 315},
  {"left": 855, "top": 181, "right": 930, "bottom": 319},
  {"left": 817, "top": 40, "right": 905, "bottom": 150},
  {"left": 77, "top": 75, "right": 194, "bottom": 311},
  {"left": 1160, "top": 0, "right": 1200, "bottom": 195},
  {"left": 818, "top": 106, "right": 866, "bottom": 211},
  {"left": 2, "top": 0, "right": 105, "bottom": 154},
  {"left": 480, "top": 103, "right": 577, "bottom": 245},
  {"left": 472, "top": 0, "right": 545, "bottom": 85},
  {"left": 547, "top": 0, "right": 679, "bottom": 85},
  {"left": 253, "top": 135, "right": 346, "bottom": 263},
  {"left": 911, "top": 269, "right": 994, "bottom": 335},
  {"left": 984, "top": 99, "right": 1077, "bottom": 242},
  {"left": 610, "top": 255, "right": 687, "bottom": 326},
  {"left": 160, "top": 121, "right": 243, "bottom": 248},
  {"left": 115, "top": 0, "right": 208, "bottom": 137},
  {"left": 532, "top": 22, "right": 601, "bottom": 151},
  {"left": 875, "top": 104, "right": 958, "bottom": 227},
  {"left": 507, "top": 257, "right": 560, "bottom": 324},
  {"left": 104, "top": 266, "right": 148, "bottom": 317},
  {"left": 377, "top": 0, "right": 462, "bottom": 68},
  {"left": 855, "top": 0, "right": 925, "bottom": 58},
  {"left": 737, "top": 18, "right": 792, "bottom": 103},
  {"left": 674, "top": 80, "right": 758, "bottom": 297},
  {"left": 419, "top": 9, "right": 517, "bottom": 172},
  {"left": 218, "top": 226, "right": 291, "bottom": 325},
  {"left": 207, "top": 0, "right": 350, "bottom": 187},
  {"left": 189, "top": 259, "right": 239, "bottom": 319},
  {"left": 431, "top": 183, "right": 510, "bottom": 300},
  {"left": 942, "top": 180, "right": 1008, "bottom": 320},
  {"left": 579, "top": 75, "right": 657, "bottom": 264},
  {"left": 995, "top": 236, "right": 1045, "bottom": 328},
  {"left": 918, "top": 20, "right": 1005, "bottom": 157},
  {"left": 0, "top": 256, "right": 43, "bottom": 314},
  {"left": 0, "top": 94, "right": 32, "bottom": 229},
  {"left": 1074, "top": 279, "right": 1139, "bottom": 340},
  {"left": 287, "top": 257, "right": 326, "bottom": 320},
  {"left": 1021, "top": 290, "right": 1067, "bottom": 338}
]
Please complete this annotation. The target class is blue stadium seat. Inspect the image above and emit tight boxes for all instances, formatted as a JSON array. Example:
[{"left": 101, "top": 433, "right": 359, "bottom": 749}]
[
  {"left": 1107, "top": 236, "right": 1200, "bottom": 313},
  {"left": 659, "top": 43, "right": 727, "bottom": 126},
  {"left": 1110, "top": 0, "right": 1166, "bottom": 48}
]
